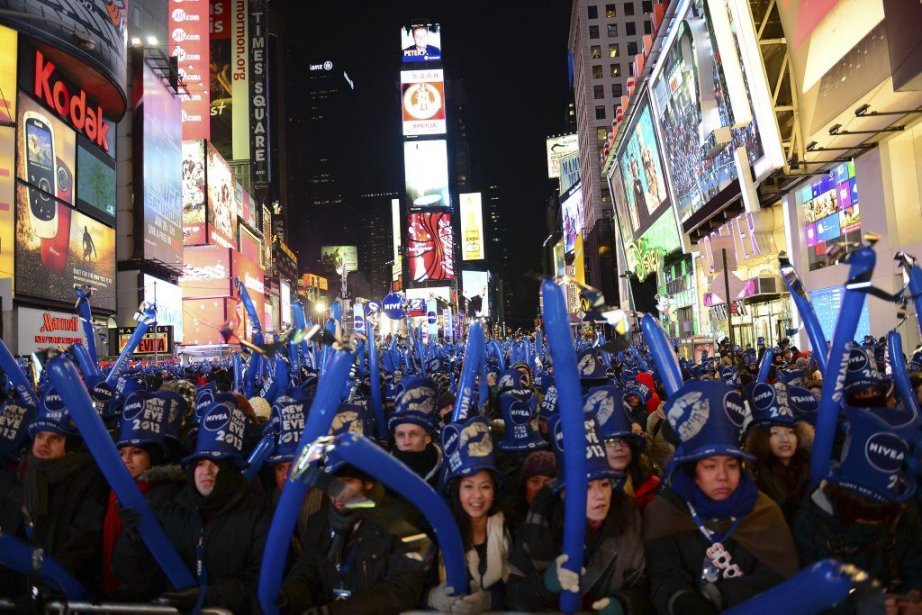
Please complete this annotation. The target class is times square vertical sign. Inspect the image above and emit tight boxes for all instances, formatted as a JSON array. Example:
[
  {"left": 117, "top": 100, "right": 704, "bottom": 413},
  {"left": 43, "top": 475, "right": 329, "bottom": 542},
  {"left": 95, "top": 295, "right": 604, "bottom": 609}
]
[{"left": 249, "top": 0, "right": 269, "bottom": 186}]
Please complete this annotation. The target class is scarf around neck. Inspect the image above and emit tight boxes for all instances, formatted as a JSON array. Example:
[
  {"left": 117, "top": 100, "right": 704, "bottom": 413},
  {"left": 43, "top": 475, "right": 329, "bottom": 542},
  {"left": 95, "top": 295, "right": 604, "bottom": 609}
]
[
  {"left": 669, "top": 466, "right": 758, "bottom": 520},
  {"left": 23, "top": 451, "right": 92, "bottom": 519}
]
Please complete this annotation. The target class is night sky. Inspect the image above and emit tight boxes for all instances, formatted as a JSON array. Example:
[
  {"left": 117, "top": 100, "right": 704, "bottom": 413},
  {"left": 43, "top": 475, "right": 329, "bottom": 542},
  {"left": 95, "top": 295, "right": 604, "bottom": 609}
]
[{"left": 276, "top": 0, "right": 572, "bottom": 327}]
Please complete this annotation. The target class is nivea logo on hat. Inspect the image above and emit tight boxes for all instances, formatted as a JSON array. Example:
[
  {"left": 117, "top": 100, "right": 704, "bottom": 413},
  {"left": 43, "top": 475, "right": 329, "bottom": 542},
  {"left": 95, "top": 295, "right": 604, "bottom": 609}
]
[
  {"left": 43, "top": 389, "right": 64, "bottom": 411},
  {"left": 668, "top": 391, "right": 709, "bottom": 441},
  {"left": 196, "top": 389, "right": 215, "bottom": 420},
  {"left": 849, "top": 351, "right": 869, "bottom": 371},
  {"left": 865, "top": 432, "right": 906, "bottom": 473},
  {"left": 442, "top": 423, "right": 460, "bottom": 461},
  {"left": 122, "top": 395, "right": 145, "bottom": 422},
  {"left": 723, "top": 391, "right": 749, "bottom": 428},
  {"left": 508, "top": 397, "right": 533, "bottom": 426},
  {"left": 203, "top": 405, "right": 232, "bottom": 431},
  {"left": 91, "top": 382, "right": 115, "bottom": 416},
  {"left": 751, "top": 384, "right": 774, "bottom": 408}
]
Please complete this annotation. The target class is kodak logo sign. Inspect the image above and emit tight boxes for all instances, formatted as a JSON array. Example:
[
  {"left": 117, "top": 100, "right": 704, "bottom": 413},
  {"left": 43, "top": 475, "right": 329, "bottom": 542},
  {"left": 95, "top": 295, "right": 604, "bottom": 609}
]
[{"left": 33, "top": 50, "right": 110, "bottom": 152}]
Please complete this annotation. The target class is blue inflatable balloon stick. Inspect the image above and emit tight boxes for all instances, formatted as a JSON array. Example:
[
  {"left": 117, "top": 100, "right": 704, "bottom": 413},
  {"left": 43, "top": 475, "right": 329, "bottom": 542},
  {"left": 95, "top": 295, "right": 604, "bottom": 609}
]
[
  {"left": 811, "top": 246, "right": 875, "bottom": 486},
  {"left": 451, "top": 321, "right": 484, "bottom": 423},
  {"left": 242, "top": 432, "right": 277, "bottom": 484},
  {"left": 0, "top": 533, "right": 87, "bottom": 599},
  {"left": 106, "top": 303, "right": 157, "bottom": 387},
  {"left": 540, "top": 279, "right": 586, "bottom": 615},
  {"left": 887, "top": 330, "right": 921, "bottom": 421},
  {"left": 723, "top": 559, "right": 864, "bottom": 615},
  {"left": 368, "top": 325, "right": 386, "bottom": 440},
  {"left": 780, "top": 256, "right": 829, "bottom": 373},
  {"left": 47, "top": 356, "right": 195, "bottom": 590},
  {"left": 75, "top": 287, "right": 101, "bottom": 376},
  {"left": 258, "top": 350, "right": 354, "bottom": 615},
  {"left": 757, "top": 347, "right": 776, "bottom": 384},
  {"left": 233, "top": 353, "right": 244, "bottom": 393},
  {"left": 640, "top": 314, "right": 683, "bottom": 398},
  {"left": 0, "top": 340, "right": 38, "bottom": 410},
  {"left": 70, "top": 343, "right": 101, "bottom": 387}
]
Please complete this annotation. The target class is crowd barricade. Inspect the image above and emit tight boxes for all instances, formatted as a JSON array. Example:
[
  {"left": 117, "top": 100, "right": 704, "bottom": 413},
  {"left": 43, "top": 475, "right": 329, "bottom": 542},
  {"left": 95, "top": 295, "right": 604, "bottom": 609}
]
[{"left": 0, "top": 601, "right": 232, "bottom": 614}]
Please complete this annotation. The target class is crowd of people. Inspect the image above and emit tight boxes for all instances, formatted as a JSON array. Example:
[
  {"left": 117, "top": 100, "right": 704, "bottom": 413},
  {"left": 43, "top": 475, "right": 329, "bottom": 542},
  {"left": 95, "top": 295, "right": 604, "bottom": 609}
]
[{"left": 1, "top": 329, "right": 921, "bottom": 614}]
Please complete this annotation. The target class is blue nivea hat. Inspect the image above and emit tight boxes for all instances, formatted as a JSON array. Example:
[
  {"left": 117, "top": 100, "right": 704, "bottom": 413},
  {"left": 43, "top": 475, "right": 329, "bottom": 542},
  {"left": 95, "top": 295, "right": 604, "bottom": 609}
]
[
  {"left": 537, "top": 374, "right": 555, "bottom": 394},
  {"left": 442, "top": 415, "right": 496, "bottom": 483},
  {"left": 329, "top": 402, "right": 372, "bottom": 439},
  {"left": 620, "top": 367, "right": 639, "bottom": 386},
  {"left": 746, "top": 382, "right": 799, "bottom": 428},
  {"left": 576, "top": 349, "right": 608, "bottom": 382},
  {"left": 497, "top": 388, "right": 547, "bottom": 451},
  {"left": 496, "top": 369, "right": 527, "bottom": 394},
  {"left": 266, "top": 394, "right": 306, "bottom": 464},
  {"left": 623, "top": 381, "right": 652, "bottom": 405},
  {"left": 844, "top": 345, "right": 891, "bottom": 396},
  {"left": 28, "top": 388, "right": 76, "bottom": 437},
  {"left": 775, "top": 367, "right": 805, "bottom": 387},
  {"left": 388, "top": 377, "right": 438, "bottom": 434},
  {"left": 788, "top": 385, "right": 820, "bottom": 424},
  {"left": 539, "top": 379, "right": 559, "bottom": 419},
  {"left": 116, "top": 391, "right": 173, "bottom": 453},
  {"left": 108, "top": 374, "right": 148, "bottom": 419},
  {"left": 584, "top": 386, "right": 635, "bottom": 442},
  {"left": 0, "top": 400, "right": 36, "bottom": 463},
  {"left": 720, "top": 366, "right": 741, "bottom": 386},
  {"left": 183, "top": 395, "right": 251, "bottom": 468},
  {"left": 665, "top": 381, "right": 754, "bottom": 466},
  {"left": 194, "top": 385, "right": 218, "bottom": 424},
  {"left": 549, "top": 412, "right": 624, "bottom": 492},
  {"left": 90, "top": 381, "right": 116, "bottom": 419},
  {"left": 427, "top": 357, "right": 449, "bottom": 375},
  {"left": 827, "top": 408, "right": 916, "bottom": 503},
  {"left": 909, "top": 352, "right": 922, "bottom": 372}
]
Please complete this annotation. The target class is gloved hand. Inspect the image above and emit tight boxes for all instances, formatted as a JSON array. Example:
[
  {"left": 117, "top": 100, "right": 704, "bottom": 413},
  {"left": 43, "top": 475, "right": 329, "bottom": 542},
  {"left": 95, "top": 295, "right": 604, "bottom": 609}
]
[
  {"left": 592, "top": 596, "right": 625, "bottom": 615},
  {"left": 427, "top": 583, "right": 460, "bottom": 612},
  {"left": 156, "top": 586, "right": 202, "bottom": 611},
  {"left": 118, "top": 506, "right": 143, "bottom": 540},
  {"left": 451, "top": 590, "right": 491, "bottom": 615},
  {"left": 543, "top": 554, "right": 582, "bottom": 594}
]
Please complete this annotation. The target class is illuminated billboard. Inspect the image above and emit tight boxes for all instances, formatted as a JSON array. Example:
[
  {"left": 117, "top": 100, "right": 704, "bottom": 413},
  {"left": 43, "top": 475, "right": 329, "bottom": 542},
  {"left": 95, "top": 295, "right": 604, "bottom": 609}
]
[
  {"left": 795, "top": 161, "right": 861, "bottom": 271},
  {"left": 138, "top": 61, "right": 183, "bottom": 265},
  {"left": 206, "top": 141, "right": 237, "bottom": 249},
  {"left": 182, "top": 297, "right": 231, "bottom": 346},
  {"left": 546, "top": 134, "right": 579, "bottom": 179},
  {"left": 320, "top": 246, "right": 358, "bottom": 272},
  {"left": 561, "top": 186, "right": 584, "bottom": 254},
  {"left": 391, "top": 198, "right": 402, "bottom": 280},
  {"left": 406, "top": 286, "right": 451, "bottom": 303},
  {"left": 404, "top": 140, "right": 449, "bottom": 208},
  {"left": 401, "top": 23, "right": 442, "bottom": 64},
  {"left": 613, "top": 99, "right": 670, "bottom": 241},
  {"left": 182, "top": 140, "right": 206, "bottom": 245},
  {"left": 280, "top": 280, "right": 292, "bottom": 326},
  {"left": 17, "top": 92, "right": 76, "bottom": 207},
  {"left": 143, "top": 274, "right": 184, "bottom": 342},
  {"left": 459, "top": 193, "right": 485, "bottom": 261},
  {"left": 0, "top": 127, "right": 13, "bottom": 288},
  {"left": 169, "top": 0, "right": 210, "bottom": 140},
  {"left": 408, "top": 211, "right": 454, "bottom": 281},
  {"left": 239, "top": 225, "right": 262, "bottom": 266},
  {"left": 462, "top": 270, "right": 490, "bottom": 317},
  {"left": 15, "top": 186, "right": 116, "bottom": 310},
  {"left": 401, "top": 69, "right": 446, "bottom": 136},
  {"left": 179, "top": 245, "right": 232, "bottom": 299}
]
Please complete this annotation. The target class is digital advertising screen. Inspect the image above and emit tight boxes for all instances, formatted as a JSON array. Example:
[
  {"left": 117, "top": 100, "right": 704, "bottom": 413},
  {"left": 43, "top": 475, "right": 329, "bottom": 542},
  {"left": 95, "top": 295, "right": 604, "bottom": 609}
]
[
  {"left": 237, "top": 181, "right": 257, "bottom": 229},
  {"left": 138, "top": 62, "right": 183, "bottom": 265},
  {"left": 182, "top": 140, "right": 206, "bottom": 245},
  {"left": 408, "top": 211, "right": 454, "bottom": 281},
  {"left": 401, "top": 23, "right": 442, "bottom": 64},
  {"left": 405, "top": 286, "right": 451, "bottom": 303},
  {"left": 615, "top": 100, "right": 670, "bottom": 240},
  {"left": 459, "top": 192, "right": 485, "bottom": 261},
  {"left": 280, "top": 280, "right": 292, "bottom": 326},
  {"left": 546, "top": 134, "right": 579, "bottom": 180},
  {"left": 796, "top": 161, "right": 860, "bottom": 270},
  {"left": 561, "top": 186, "right": 584, "bottom": 254},
  {"left": 206, "top": 142, "right": 237, "bottom": 249},
  {"left": 143, "top": 274, "right": 184, "bottom": 342},
  {"left": 320, "top": 245, "right": 358, "bottom": 272},
  {"left": 15, "top": 184, "right": 116, "bottom": 310},
  {"left": 76, "top": 138, "right": 116, "bottom": 224},
  {"left": 169, "top": 0, "right": 210, "bottom": 141},
  {"left": 650, "top": 8, "right": 764, "bottom": 223},
  {"left": 0, "top": 127, "right": 14, "bottom": 287},
  {"left": 232, "top": 250, "right": 265, "bottom": 339},
  {"left": 182, "top": 297, "right": 231, "bottom": 346},
  {"left": 179, "top": 245, "right": 232, "bottom": 299},
  {"left": 404, "top": 140, "right": 449, "bottom": 208},
  {"left": 810, "top": 285, "right": 871, "bottom": 347},
  {"left": 239, "top": 225, "right": 261, "bottom": 266},
  {"left": 17, "top": 92, "right": 76, "bottom": 207},
  {"left": 401, "top": 69, "right": 446, "bottom": 136},
  {"left": 462, "top": 270, "right": 490, "bottom": 317}
]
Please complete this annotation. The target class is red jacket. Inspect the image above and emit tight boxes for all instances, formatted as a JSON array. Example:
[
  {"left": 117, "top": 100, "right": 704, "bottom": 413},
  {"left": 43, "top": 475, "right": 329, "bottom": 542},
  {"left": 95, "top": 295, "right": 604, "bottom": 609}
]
[{"left": 635, "top": 372, "right": 661, "bottom": 415}]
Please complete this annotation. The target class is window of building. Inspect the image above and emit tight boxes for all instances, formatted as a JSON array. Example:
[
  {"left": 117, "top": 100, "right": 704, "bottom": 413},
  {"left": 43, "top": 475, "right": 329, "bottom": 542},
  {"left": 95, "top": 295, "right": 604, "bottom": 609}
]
[
  {"left": 592, "top": 64, "right": 603, "bottom": 79},
  {"left": 644, "top": 20, "right": 652, "bottom": 34},
  {"left": 588, "top": 5, "right": 598, "bottom": 18},
  {"left": 609, "top": 43, "right": 619, "bottom": 58},
  {"left": 589, "top": 25, "right": 600, "bottom": 39},
  {"left": 629, "top": 62, "right": 635, "bottom": 76},
  {"left": 593, "top": 84, "right": 604, "bottom": 99},
  {"left": 612, "top": 82, "right": 623, "bottom": 97},
  {"left": 606, "top": 3, "right": 617, "bottom": 17},
  {"left": 597, "top": 127, "right": 608, "bottom": 141},
  {"left": 607, "top": 23, "right": 618, "bottom": 37},
  {"left": 627, "top": 41, "right": 638, "bottom": 56},
  {"left": 642, "top": 0, "right": 653, "bottom": 13},
  {"left": 595, "top": 105, "right": 607, "bottom": 120},
  {"left": 624, "top": 1, "right": 635, "bottom": 16},
  {"left": 610, "top": 63, "right": 620, "bottom": 77},
  {"left": 591, "top": 45, "right": 602, "bottom": 59},
  {"left": 626, "top": 21, "right": 637, "bottom": 35}
]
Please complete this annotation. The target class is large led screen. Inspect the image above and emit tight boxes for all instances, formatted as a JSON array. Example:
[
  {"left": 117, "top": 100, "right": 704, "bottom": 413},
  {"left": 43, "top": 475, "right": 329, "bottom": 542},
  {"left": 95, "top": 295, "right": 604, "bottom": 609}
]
[
  {"left": 169, "top": 0, "right": 210, "bottom": 140},
  {"left": 795, "top": 161, "right": 860, "bottom": 271},
  {"left": 561, "top": 186, "right": 584, "bottom": 254},
  {"left": 650, "top": 8, "right": 764, "bottom": 223},
  {"left": 15, "top": 184, "right": 115, "bottom": 310},
  {"left": 17, "top": 92, "right": 76, "bottom": 207},
  {"left": 139, "top": 63, "right": 183, "bottom": 265},
  {"left": 462, "top": 270, "right": 490, "bottom": 317},
  {"left": 0, "top": 127, "right": 14, "bottom": 287},
  {"left": 143, "top": 274, "right": 184, "bottom": 342},
  {"left": 810, "top": 285, "right": 870, "bottom": 348},
  {"left": 182, "top": 140, "right": 206, "bottom": 245},
  {"left": 614, "top": 100, "right": 670, "bottom": 240},
  {"left": 408, "top": 211, "right": 454, "bottom": 281},
  {"left": 404, "top": 140, "right": 449, "bottom": 208},
  {"left": 182, "top": 297, "right": 230, "bottom": 346},
  {"left": 459, "top": 192, "right": 485, "bottom": 261},
  {"left": 179, "top": 245, "right": 232, "bottom": 299},
  {"left": 401, "top": 69, "right": 446, "bottom": 136},
  {"left": 320, "top": 246, "right": 358, "bottom": 272},
  {"left": 206, "top": 142, "right": 237, "bottom": 249},
  {"left": 401, "top": 23, "right": 442, "bottom": 64}
]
